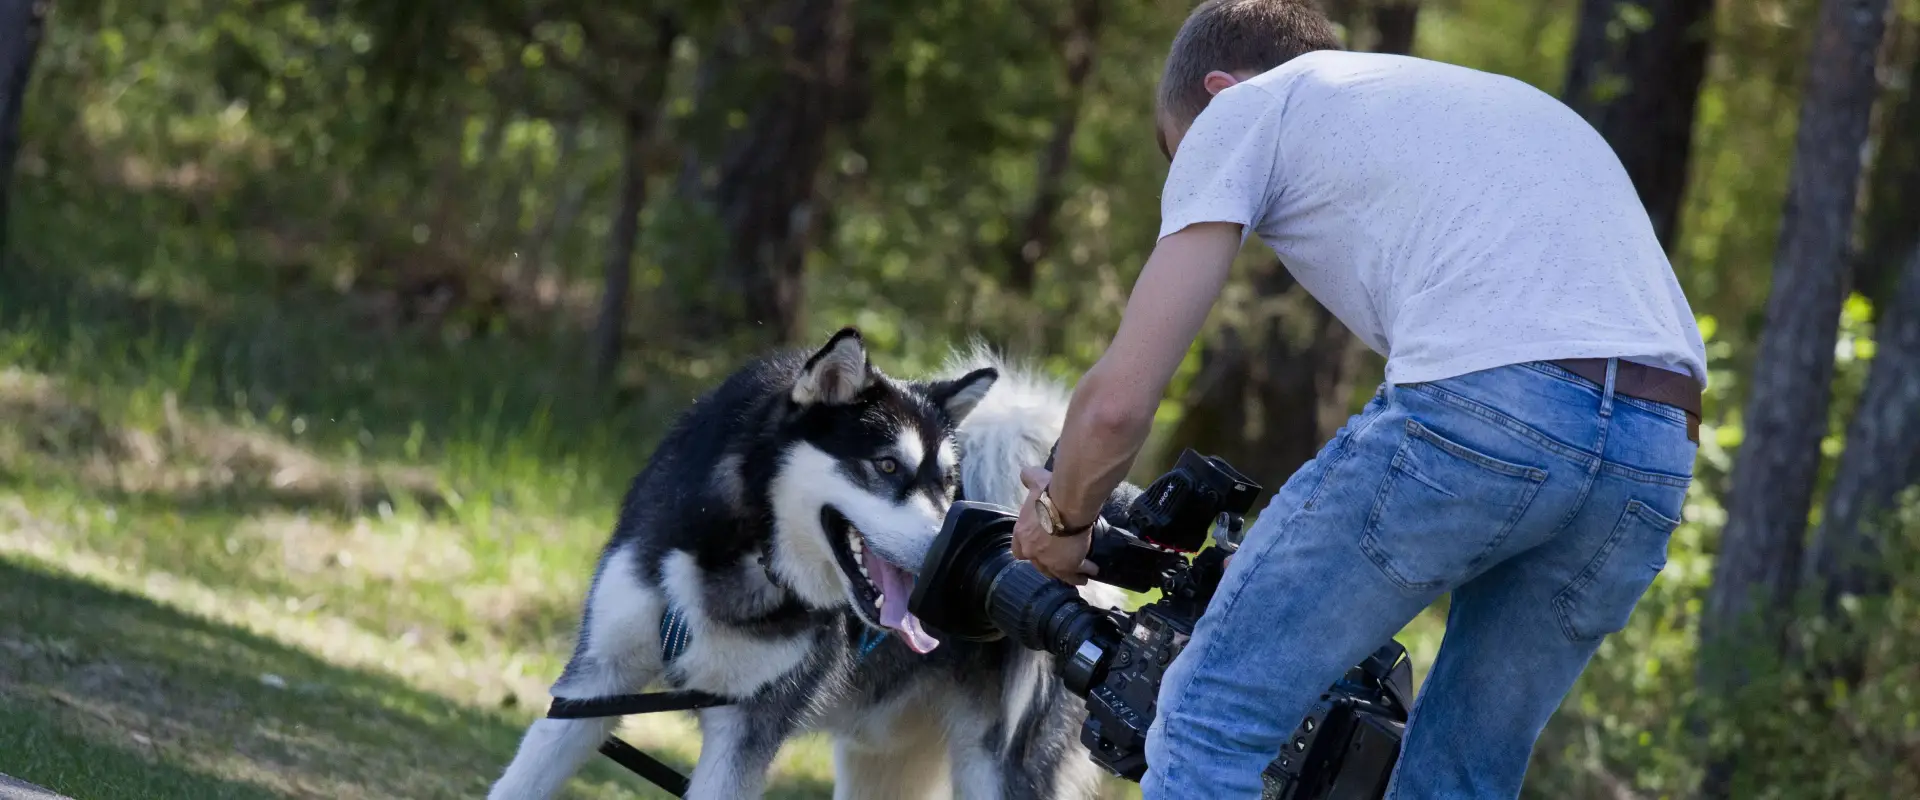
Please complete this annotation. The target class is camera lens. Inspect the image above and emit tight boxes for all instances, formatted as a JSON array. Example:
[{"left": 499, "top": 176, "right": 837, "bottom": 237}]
[
  {"left": 983, "top": 555, "right": 1104, "bottom": 656},
  {"left": 910, "top": 502, "right": 1117, "bottom": 695},
  {"left": 909, "top": 503, "right": 1018, "bottom": 642}
]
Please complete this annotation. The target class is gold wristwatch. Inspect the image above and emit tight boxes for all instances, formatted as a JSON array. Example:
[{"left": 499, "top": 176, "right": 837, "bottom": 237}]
[{"left": 1036, "top": 487, "right": 1095, "bottom": 538}]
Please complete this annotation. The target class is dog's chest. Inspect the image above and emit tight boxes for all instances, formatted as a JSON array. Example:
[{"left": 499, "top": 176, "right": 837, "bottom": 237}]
[
  {"left": 667, "top": 624, "right": 820, "bottom": 698},
  {"left": 810, "top": 678, "right": 942, "bottom": 744}
]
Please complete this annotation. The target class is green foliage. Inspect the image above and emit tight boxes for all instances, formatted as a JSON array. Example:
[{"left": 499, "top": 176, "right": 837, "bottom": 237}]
[{"left": 1689, "top": 495, "right": 1920, "bottom": 799}]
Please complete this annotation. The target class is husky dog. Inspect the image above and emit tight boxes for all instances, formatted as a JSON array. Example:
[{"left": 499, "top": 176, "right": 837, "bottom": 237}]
[{"left": 489, "top": 328, "right": 1126, "bottom": 800}]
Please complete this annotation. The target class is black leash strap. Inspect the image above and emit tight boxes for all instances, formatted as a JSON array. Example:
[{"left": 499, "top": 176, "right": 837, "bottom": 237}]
[
  {"left": 598, "top": 735, "right": 693, "bottom": 798},
  {"left": 546, "top": 690, "right": 731, "bottom": 719},
  {"left": 544, "top": 690, "right": 733, "bottom": 797}
]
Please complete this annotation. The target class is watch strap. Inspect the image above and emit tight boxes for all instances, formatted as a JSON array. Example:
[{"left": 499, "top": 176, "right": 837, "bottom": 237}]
[{"left": 1040, "top": 487, "right": 1096, "bottom": 537}]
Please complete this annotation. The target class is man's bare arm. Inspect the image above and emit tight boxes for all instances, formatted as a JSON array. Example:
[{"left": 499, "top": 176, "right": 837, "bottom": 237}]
[{"left": 1045, "top": 221, "right": 1244, "bottom": 527}]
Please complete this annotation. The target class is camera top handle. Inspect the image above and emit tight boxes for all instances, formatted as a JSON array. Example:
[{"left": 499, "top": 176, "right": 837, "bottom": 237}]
[{"left": 1042, "top": 440, "right": 1261, "bottom": 557}]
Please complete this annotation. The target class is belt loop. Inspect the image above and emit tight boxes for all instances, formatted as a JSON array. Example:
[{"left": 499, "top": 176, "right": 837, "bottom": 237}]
[{"left": 1600, "top": 358, "right": 1619, "bottom": 418}]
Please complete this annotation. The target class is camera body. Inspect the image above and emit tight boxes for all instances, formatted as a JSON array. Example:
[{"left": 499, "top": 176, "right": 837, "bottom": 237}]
[{"left": 909, "top": 449, "right": 1414, "bottom": 799}]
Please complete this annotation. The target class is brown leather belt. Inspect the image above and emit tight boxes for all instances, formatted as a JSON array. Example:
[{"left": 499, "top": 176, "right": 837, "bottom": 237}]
[{"left": 1551, "top": 358, "right": 1703, "bottom": 444}]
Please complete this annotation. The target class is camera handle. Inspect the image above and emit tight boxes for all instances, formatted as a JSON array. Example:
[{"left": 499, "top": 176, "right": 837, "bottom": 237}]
[
  {"left": 1214, "top": 512, "right": 1245, "bottom": 554},
  {"left": 1042, "top": 440, "right": 1249, "bottom": 555}
]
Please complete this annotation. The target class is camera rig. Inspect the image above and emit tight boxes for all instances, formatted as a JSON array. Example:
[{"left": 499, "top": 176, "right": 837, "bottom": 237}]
[{"left": 909, "top": 448, "right": 1415, "bottom": 799}]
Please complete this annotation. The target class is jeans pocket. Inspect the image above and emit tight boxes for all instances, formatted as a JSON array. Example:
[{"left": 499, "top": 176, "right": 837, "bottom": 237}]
[
  {"left": 1553, "top": 499, "right": 1679, "bottom": 642},
  {"left": 1360, "top": 418, "right": 1549, "bottom": 593}
]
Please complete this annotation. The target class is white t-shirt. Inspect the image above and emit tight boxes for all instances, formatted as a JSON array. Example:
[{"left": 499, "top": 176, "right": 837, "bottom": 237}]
[{"left": 1159, "top": 50, "right": 1709, "bottom": 387}]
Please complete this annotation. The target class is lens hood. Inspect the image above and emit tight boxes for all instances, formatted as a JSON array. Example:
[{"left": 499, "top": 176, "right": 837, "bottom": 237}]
[{"left": 909, "top": 501, "right": 1019, "bottom": 642}]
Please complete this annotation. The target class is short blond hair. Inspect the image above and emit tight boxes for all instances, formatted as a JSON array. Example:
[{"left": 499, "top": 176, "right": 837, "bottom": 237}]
[{"left": 1156, "top": 0, "right": 1342, "bottom": 128}]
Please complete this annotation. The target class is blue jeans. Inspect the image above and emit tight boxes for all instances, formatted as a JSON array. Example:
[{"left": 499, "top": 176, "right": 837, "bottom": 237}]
[{"left": 1141, "top": 360, "right": 1696, "bottom": 799}]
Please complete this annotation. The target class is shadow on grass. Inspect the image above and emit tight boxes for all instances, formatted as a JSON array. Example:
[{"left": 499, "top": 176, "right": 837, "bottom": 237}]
[
  {"left": 0, "top": 696, "right": 276, "bottom": 800},
  {"left": 0, "top": 556, "right": 835, "bottom": 800}
]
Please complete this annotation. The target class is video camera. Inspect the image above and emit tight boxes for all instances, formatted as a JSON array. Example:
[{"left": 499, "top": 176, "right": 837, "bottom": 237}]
[{"left": 907, "top": 448, "right": 1414, "bottom": 799}]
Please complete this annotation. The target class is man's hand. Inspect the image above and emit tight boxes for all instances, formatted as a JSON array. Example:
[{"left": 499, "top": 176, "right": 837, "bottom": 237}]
[{"left": 1011, "top": 466, "right": 1099, "bottom": 585}]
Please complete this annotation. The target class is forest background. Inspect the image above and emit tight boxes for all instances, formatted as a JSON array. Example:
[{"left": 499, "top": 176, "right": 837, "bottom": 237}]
[{"left": 1, "top": 0, "right": 1918, "bottom": 797}]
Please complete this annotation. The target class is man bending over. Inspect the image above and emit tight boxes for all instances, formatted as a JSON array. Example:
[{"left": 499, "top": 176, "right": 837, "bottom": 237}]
[{"left": 1009, "top": 1, "right": 1707, "bottom": 796}]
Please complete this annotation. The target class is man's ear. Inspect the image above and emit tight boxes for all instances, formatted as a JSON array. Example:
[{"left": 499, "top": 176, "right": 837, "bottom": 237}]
[
  {"left": 926, "top": 367, "right": 999, "bottom": 424},
  {"left": 793, "top": 328, "right": 873, "bottom": 406},
  {"left": 1203, "top": 70, "right": 1240, "bottom": 97}
]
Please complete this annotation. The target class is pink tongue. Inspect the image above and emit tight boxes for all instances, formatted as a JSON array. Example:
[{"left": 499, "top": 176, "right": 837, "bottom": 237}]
[{"left": 864, "top": 549, "right": 941, "bottom": 654}]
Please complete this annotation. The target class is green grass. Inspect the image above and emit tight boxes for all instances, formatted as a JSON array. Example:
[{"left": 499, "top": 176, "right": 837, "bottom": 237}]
[
  {"left": 0, "top": 555, "right": 484, "bottom": 800},
  {"left": 0, "top": 552, "right": 844, "bottom": 800},
  {"left": 0, "top": 692, "right": 277, "bottom": 800}
]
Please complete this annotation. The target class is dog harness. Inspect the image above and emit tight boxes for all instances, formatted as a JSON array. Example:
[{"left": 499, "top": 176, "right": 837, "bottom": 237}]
[{"left": 546, "top": 596, "right": 892, "bottom": 797}]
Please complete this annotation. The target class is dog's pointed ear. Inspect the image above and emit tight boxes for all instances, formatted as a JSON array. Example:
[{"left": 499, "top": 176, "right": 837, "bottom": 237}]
[
  {"left": 926, "top": 367, "right": 998, "bottom": 423},
  {"left": 793, "top": 328, "right": 873, "bottom": 406}
]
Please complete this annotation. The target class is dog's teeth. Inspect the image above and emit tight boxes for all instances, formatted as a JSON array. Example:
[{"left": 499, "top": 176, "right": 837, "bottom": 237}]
[{"left": 876, "top": 593, "right": 885, "bottom": 606}]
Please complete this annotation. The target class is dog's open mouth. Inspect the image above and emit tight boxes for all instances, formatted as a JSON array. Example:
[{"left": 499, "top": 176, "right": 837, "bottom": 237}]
[{"left": 822, "top": 508, "right": 940, "bottom": 655}]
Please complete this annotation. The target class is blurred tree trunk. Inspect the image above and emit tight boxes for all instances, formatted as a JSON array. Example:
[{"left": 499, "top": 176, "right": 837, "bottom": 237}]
[
  {"left": 1371, "top": 0, "right": 1419, "bottom": 54},
  {"left": 591, "top": 114, "right": 651, "bottom": 384},
  {"left": 1563, "top": 0, "right": 1714, "bottom": 252},
  {"left": 1320, "top": 0, "right": 1364, "bottom": 39},
  {"left": 1856, "top": 48, "right": 1920, "bottom": 310},
  {"left": 1697, "top": 0, "right": 1891, "bottom": 793},
  {"left": 711, "top": 0, "right": 862, "bottom": 346},
  {"left": 1006, "top": 0, "right": 1104, "bottom": 295},
  {"left": 1806, "top": 245, "right": 1920, "bottom": 616},
  {"left": 0, "top": 0, "right": 47, "bottom": 260},
  {"left": 1169, "top": 0, "right": 1415, "bottom": 499},
  {"left": 590, "top": 18, "right": 680, "bottom": 385}
]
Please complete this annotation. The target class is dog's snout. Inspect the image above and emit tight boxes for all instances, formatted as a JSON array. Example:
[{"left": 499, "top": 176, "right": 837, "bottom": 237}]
[{"left": 917, "top": 483, "right": 951, "bottom": 519}]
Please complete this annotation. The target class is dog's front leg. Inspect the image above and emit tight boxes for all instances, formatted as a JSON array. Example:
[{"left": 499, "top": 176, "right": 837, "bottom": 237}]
[
  {"left": 948, "top": 738, "right": 1006, "bottom": 799},
  {"left": 685, "top": 704, "right": 794, "bottom": 800},
  {"left": 489, "top": 655, "right": 658, "bottom": 800},
  {"left": 488, "top": 714, "right": 621, "bottom": 800},
  {"left": 491, "top": 547, "right": 664, "bottom": 800},
  {"left": 944, "top": 707, "right": 1007, "bottom": 800}
]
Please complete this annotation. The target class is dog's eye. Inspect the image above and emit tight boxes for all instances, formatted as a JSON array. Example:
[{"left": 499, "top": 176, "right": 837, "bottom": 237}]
[{"left": 874, "top": 457, "right": 898, "bottom": 474}]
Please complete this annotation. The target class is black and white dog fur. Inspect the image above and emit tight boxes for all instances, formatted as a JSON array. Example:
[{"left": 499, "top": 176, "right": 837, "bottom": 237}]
[{"left": 489, "top": 328, "right": 1130, "bottom": 799}]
